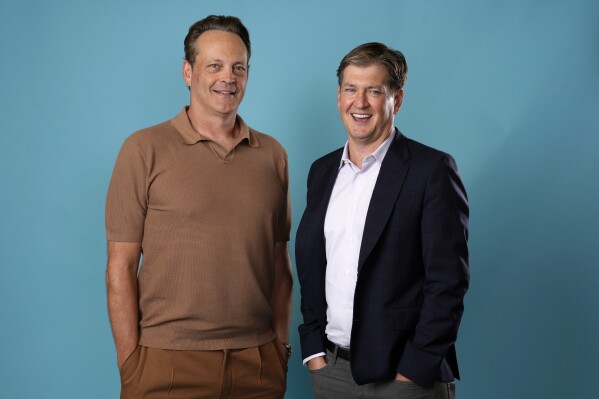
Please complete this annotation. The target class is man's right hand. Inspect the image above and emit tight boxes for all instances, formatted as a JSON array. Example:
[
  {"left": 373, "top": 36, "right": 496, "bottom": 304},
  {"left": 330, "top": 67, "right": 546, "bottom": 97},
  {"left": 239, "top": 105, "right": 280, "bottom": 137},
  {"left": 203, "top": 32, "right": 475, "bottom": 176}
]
[
  {"left": 307, "top": 356, "right": 327, "bottom": 371},
  {"left": 117, "top": 344, "right": 138, "bottom": 370}
]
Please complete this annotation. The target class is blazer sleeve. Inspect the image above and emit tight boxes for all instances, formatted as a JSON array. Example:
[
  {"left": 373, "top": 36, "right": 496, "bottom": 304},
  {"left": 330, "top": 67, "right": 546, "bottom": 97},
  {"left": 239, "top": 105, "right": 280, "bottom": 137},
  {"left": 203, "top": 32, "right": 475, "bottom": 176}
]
[
  {"left": 296, "top": 162, "right": 328, "bottom": 359},
  {"left": 396, "top": 153, "right": 470, "bottom": 387}
]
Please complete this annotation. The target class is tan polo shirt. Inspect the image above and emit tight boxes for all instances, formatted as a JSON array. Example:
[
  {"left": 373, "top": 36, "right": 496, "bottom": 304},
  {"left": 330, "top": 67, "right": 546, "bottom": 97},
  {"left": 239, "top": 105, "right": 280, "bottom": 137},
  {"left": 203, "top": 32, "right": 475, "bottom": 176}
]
[{"left": 105, "top": 108, "right": 291, "bottom": 350}]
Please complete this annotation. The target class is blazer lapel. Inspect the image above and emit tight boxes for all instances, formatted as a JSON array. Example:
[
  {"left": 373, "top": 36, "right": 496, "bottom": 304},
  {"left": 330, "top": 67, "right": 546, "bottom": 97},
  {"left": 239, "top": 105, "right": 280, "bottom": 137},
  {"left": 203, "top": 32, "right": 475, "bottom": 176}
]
[
  {"left": 311, "top": 149, "right": 343, "bottom": 244},
  {"left": 358, "top": 131, "right": 410, "bottom": 273}
]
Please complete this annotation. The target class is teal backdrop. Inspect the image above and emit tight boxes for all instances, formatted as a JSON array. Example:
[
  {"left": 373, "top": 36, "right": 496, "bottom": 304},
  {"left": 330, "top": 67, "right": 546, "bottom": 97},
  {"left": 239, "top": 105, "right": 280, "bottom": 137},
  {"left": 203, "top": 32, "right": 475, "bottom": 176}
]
[{"left": 1, "top": 1, "right": 598, "bottom": 398}]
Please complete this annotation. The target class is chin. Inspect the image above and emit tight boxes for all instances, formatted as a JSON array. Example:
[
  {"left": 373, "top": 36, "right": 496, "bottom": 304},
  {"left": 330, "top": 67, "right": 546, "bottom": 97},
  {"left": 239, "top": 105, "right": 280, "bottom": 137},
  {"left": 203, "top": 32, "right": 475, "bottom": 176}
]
[{"left": 349, "top": 129, "right": 372, "bottom": 138}]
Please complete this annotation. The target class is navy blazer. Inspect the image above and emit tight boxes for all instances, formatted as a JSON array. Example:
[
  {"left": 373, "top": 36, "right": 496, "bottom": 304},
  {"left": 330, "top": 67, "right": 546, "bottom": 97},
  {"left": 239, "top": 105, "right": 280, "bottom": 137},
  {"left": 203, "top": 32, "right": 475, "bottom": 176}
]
[{"left": 296, "top": 130, "right": 469, "bottom": 388}]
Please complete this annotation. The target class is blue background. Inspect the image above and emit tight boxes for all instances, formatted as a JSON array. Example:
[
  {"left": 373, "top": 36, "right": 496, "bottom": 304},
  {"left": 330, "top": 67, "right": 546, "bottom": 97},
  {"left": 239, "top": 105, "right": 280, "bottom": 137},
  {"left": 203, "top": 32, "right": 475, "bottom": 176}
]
[{"left": 1, "top": 1, "right": 598, "bottom": 398}]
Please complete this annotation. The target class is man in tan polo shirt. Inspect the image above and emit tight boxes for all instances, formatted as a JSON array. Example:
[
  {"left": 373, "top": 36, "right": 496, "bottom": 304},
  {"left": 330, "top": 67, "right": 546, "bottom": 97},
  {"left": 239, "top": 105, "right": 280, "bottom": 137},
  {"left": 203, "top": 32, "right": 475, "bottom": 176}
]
[{"left": 105, "top": 15, "right": 292, "bottom": 399}]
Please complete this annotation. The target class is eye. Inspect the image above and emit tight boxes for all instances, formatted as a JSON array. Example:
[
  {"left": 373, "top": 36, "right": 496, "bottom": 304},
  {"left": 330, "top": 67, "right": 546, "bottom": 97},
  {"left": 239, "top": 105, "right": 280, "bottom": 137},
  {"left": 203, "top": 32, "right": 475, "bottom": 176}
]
[
  {"left": 233, "top": 65, "right": 247, "bottom": 75},
  {"left": 368, "top": 89, "right": 382, "bottom": 96},
  {"left": 207, "top": 64, "right": 220, "bottom": 71},
  {"left": 344, "top": 88, "right": 356, "bottom": 93}
]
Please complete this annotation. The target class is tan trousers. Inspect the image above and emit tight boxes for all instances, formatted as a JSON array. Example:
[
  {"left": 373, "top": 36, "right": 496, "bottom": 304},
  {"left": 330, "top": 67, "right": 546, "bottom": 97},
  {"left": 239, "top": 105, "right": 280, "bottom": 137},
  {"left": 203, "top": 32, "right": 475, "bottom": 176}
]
[{"left": 119, "top": 339, "right": 288, "bottom": 399}]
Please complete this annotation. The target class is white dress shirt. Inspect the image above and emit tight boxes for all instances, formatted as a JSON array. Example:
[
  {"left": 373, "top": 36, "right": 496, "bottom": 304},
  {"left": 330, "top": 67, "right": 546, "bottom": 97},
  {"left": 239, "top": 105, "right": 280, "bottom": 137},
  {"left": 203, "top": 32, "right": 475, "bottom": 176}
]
[{"left": 303, "top": 130, "right": 395, "bottom": 364}]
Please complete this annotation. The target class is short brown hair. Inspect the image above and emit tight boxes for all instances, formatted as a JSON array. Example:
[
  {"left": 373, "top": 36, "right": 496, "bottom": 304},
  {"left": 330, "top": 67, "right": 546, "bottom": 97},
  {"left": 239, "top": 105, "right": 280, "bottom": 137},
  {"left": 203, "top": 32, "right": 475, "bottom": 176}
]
[
  {"left": 337, "top": 42, "right": 408, "bottom": 92},
  {"left": 184, "top": 15, "right": 251, "bottom": 66}
]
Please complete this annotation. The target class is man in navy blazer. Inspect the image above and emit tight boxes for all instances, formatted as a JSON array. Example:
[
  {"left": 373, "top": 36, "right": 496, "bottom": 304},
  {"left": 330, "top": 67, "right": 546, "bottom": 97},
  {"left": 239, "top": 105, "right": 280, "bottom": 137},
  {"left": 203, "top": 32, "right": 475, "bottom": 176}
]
[{"left": 296, "top": 42, "right": 469, "bottom": 399}]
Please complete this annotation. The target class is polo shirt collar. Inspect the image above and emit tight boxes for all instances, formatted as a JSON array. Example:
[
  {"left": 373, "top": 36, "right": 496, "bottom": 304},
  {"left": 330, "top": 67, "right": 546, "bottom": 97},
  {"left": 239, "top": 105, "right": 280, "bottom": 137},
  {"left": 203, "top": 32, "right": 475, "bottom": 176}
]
[{"left": 171, "top": 106, "right": 258, "bottom": 148}]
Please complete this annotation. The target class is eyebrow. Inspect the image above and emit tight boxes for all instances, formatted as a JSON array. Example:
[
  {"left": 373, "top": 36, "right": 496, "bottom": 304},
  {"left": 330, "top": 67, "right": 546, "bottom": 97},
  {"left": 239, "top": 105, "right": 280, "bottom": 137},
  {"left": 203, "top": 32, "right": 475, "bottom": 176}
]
[
  {"left": 342, "top": 83, "right": 384, "bottom": 90},
  {"left": 204, "top": 59, "right": 246, "bottom": 64}
]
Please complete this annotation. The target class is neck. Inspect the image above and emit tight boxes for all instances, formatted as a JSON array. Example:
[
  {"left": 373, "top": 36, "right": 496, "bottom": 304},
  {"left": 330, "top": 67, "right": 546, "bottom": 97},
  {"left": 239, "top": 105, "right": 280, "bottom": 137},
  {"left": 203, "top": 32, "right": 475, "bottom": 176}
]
[
  {"left": 187, "top": 104, "right": 238, "bottom": 143},
  {"left": 347, "top": 127, "right": 393, "bottom": 169}
]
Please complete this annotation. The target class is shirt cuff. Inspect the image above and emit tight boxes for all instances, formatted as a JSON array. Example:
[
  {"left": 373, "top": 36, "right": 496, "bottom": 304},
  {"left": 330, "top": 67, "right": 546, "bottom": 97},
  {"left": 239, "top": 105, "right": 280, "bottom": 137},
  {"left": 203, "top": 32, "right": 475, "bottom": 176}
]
[{"left": 303, "top": 352, "right": 326, "bottom": 365}]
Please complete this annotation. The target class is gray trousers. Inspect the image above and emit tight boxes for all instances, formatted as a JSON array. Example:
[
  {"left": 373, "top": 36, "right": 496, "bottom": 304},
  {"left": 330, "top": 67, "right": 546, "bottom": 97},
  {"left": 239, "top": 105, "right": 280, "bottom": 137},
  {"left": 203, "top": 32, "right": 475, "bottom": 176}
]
[{"left": 309, "top": 348, "right": 455, "bottom": 399}]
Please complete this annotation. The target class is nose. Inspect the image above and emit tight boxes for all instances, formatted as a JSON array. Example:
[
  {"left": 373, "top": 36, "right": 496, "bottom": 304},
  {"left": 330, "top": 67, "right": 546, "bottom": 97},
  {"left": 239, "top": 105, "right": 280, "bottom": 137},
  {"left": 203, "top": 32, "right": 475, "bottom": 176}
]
[
  {"left": 221, "top": 68, "right": 236, "bottom": 84},
  {"left": 354, "top": 91, "right": 368, "bottom": 108}
]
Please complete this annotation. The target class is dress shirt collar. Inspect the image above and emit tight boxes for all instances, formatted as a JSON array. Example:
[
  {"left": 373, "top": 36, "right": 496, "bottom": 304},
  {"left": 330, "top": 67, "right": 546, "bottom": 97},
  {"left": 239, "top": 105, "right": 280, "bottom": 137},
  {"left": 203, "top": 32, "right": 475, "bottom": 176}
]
[{"left": 339, "top": 128, "right": 396, "bottom": 171}]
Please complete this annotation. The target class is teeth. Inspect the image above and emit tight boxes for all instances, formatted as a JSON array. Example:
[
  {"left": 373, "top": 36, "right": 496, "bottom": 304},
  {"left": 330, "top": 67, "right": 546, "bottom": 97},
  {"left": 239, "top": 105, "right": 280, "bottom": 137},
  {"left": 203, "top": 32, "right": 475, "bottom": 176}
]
[{"left": 352, "top": 114, "right": 370, "bottom": 118}]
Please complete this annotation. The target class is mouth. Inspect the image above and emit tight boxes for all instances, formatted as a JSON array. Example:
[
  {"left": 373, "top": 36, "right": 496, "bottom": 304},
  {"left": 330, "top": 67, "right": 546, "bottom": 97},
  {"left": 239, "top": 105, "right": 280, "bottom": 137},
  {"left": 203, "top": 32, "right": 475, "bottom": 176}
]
[
  {"left": 213, "top": 89, "right": 237, "bottom": 96},
  {"left": 351, "top": 113, "right": 372, "bottom": 123}
]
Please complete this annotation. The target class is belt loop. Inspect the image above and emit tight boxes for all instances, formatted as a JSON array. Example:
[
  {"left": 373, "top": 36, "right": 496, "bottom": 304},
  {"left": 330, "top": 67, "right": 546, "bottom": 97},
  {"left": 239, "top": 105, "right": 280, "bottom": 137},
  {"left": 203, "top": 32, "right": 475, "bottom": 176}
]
[
  {"left": 331, "top": 344, "right": 338, "bottom": 366},
  {"left": 217, "top": 349, "right": 230, "bottom": 399}
]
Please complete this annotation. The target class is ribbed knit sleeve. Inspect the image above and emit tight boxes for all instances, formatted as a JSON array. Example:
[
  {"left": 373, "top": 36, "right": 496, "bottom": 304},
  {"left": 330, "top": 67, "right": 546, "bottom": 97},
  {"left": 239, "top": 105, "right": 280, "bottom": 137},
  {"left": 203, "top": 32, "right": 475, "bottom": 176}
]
[
  {"left": 276, "top": 150, "right": 291, "bottom": 242},
  {"left": 105, "top": 137, "right": 148, "bottom": 242}
]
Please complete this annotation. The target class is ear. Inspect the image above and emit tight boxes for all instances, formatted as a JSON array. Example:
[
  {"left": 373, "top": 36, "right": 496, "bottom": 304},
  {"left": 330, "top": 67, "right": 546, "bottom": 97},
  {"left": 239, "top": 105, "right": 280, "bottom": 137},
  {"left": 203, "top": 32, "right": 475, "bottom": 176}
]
[
  {"left": 393, "top": 89, "right": 404, "bottom": 114},
  {"left": 182, "top": 60, "right": 192, "bottom": 87},
  {"left": 337, "top": 85, "right": 342, "bottom": 110}
]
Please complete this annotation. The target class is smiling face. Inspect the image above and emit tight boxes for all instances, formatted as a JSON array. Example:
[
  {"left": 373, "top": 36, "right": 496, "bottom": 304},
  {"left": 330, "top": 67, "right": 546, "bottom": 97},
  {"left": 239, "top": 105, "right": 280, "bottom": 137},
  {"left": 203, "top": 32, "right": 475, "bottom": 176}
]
[
  {"left": 337, "top": 64, "right": 403, "bottom": 148},
  {"left": 183, "top": 30, "right": 248, "bottom": 118}
]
